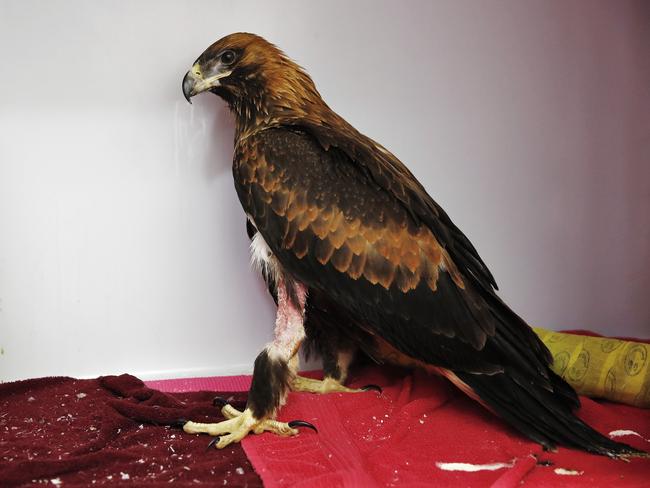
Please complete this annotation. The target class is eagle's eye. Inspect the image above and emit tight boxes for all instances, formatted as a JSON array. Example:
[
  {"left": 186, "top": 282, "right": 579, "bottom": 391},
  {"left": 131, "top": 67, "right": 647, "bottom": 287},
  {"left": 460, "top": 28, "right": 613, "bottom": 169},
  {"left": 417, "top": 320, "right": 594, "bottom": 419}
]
[{"left": 220, "top": 50, "right": 236, "bottom": 66}]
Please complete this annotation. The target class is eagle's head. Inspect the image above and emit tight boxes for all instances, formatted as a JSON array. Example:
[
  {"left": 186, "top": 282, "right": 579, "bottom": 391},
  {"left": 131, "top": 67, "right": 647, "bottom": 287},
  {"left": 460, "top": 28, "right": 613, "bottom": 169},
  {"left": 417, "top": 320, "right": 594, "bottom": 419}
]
[{"left": 182, "top": 33, "right": 323, "bottom": 134}]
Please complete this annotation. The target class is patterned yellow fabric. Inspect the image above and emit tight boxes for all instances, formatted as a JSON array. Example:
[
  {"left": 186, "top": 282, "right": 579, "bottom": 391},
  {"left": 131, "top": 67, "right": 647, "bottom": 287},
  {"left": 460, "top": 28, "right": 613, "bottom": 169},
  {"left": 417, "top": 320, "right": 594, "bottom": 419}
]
[{"left": 534, "top": 328, "right": 650, "bottom": 408}]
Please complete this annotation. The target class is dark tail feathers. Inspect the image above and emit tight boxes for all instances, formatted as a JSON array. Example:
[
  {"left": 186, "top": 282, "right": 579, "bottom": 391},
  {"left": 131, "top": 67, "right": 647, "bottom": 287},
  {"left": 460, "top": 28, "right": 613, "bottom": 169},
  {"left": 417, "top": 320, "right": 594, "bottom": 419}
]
[{"left": 456, "top": 367, "right": 648, "bottom": 458}]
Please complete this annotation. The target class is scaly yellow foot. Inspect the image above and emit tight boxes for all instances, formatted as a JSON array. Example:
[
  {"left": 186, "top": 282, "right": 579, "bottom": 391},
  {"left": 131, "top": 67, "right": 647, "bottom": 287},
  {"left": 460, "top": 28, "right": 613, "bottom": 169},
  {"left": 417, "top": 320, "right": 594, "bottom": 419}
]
[
  {"left": 291, "top": 375, "right": 382, "bottom": 394},
  {"left": 182, "top": 403, "right": 315, "bottom": 449}
]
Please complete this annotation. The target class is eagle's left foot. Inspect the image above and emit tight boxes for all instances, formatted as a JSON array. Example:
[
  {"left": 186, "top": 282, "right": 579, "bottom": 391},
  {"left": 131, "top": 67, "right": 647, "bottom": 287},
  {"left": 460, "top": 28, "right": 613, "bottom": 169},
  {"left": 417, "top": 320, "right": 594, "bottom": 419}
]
[
  {"left": 291, "top": 375, "right": 382, "bottom": 394},
  {"left": 182, "top": 403, "right": 316, "bottom": 449}
]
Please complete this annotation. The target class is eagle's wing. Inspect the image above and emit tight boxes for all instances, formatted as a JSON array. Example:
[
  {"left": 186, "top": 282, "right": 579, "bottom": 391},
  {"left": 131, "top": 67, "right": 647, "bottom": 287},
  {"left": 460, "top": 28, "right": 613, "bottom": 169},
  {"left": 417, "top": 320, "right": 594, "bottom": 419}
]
[{"left": 234, "top": 126, "right": 549, "bottom": 378}]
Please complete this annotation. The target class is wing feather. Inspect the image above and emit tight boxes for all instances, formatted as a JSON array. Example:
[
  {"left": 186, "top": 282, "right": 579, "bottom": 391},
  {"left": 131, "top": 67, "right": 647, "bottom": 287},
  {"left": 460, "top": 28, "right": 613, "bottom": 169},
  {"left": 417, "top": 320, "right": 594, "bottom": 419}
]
[{"left": 233, "top": 127, "right": 549, "bottom": 376}]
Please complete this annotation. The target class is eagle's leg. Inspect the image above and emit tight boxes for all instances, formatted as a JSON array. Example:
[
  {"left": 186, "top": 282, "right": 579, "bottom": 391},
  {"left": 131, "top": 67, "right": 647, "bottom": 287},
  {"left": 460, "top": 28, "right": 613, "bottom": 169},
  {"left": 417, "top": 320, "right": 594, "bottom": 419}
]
[
  {"left": 183, "top": 277, "right": 313, "bottom": 448},
  {"left": 292, "top": 330, "right": 382, "bottom": 394},
  {"left": 291, "top": 356, "right": 381, "bottom": 394},
  {"left": 291, "top": 348, "right": 361, "bottom": 393}
]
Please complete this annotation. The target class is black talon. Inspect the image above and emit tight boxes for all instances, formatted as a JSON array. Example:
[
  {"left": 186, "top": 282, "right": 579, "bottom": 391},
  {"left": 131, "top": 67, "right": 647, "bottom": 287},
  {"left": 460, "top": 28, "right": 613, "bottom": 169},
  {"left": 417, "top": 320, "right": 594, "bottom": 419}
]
[
  {"left": 212, "top": 396, "right": 227, "bottom": 407},
  {"left": 288, "top": 420, "right": 318, "bottom": 433},
  {"left": 206, "top": 436, "right": 221, "bottom": 450},
  {"left": 361, "top": 384, "right": 382, "bottom": 393},
  {"left": 172, "top": 418, "right": 188, "bottom": 428}
]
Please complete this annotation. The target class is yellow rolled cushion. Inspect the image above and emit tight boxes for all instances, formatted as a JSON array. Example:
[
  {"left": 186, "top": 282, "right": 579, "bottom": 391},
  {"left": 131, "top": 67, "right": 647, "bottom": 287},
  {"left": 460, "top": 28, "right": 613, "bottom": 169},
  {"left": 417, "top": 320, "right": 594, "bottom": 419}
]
[{"left": 534, "top": 328, "right": 649, "bottom": 408}]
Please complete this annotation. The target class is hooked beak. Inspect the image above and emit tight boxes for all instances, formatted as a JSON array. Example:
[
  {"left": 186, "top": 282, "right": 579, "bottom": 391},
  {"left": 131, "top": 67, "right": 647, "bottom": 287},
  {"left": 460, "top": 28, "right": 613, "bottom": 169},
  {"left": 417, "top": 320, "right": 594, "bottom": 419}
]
[
  {"left": 182, "top": 63, "right": 232, "bottom": 104},
  {"left": 182, "top": 70, "right": 197, "bottom": 104}
]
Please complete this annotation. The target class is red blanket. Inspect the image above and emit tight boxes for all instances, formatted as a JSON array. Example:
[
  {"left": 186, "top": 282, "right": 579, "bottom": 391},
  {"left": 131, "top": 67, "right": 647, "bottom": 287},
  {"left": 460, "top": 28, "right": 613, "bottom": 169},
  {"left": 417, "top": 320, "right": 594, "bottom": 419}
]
[
  {"left": 2, "top": 365, "right": 648, "bottom": 486},
  {"left": 0, "top": 374, "right": 261, "bottom": 487},
  {"left": 242, "top": 365, "right": 650, "bottom": 487}
]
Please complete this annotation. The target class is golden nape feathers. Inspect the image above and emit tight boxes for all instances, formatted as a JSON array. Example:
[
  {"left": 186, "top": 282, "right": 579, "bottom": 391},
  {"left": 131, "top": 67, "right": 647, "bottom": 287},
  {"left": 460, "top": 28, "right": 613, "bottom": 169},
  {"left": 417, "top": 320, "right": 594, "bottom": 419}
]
[{"left": 189, "top": 33, "right": 327, "bottom": 136}]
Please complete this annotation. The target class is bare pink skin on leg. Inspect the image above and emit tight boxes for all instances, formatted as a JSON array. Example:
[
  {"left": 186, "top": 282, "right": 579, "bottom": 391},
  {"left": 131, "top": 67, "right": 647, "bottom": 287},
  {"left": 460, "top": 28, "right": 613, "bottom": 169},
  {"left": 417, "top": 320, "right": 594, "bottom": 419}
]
[{"left": 269, "top": 278, "right": 308, "bottom": 360}]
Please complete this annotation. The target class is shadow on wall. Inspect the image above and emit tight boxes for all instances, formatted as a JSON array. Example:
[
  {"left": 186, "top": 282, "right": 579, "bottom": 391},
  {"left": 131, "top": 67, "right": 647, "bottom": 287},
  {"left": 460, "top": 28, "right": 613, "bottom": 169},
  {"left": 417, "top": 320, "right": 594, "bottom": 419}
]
[
  {"left": 204, "top": 98, "right": 236, "bottom": 180},
  {"left": 174, "top": 93, "right": 235, "bottom": 182}
]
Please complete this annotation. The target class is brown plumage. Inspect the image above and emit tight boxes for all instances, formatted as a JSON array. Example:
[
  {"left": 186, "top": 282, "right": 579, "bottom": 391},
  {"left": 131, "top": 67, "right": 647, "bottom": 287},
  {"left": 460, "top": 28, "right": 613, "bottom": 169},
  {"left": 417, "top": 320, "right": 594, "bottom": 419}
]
[
  {"left": 236, "top": 134, "right": 463, "bottom": 292},
  {"left": 182, "top": 32, "right": 646, "bottom": 457}
]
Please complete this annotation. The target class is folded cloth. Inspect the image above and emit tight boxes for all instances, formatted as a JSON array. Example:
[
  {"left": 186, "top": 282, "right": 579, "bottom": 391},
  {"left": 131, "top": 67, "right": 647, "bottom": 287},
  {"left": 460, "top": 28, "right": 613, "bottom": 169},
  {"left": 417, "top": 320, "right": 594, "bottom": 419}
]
[
  {"left": 534, "top": 328, "right": 650, "bottom": 407},
  {"left": 0, "top": 374, "right": 260, "bottom": 487},
  {"left": 242, "top": 365, "right": 650, "bottom": 488}
]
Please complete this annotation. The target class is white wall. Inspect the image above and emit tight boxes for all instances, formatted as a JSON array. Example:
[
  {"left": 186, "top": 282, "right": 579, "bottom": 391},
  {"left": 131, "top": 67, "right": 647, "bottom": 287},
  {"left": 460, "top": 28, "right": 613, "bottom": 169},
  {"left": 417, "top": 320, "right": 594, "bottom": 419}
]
[{"left": 1, "top": 1, "right": 648, "bottom": 382}]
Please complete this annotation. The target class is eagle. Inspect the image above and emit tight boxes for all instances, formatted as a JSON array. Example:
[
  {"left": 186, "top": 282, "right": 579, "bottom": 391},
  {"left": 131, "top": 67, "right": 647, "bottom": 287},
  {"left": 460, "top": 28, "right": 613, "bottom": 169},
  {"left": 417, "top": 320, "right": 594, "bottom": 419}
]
[{"left": 180, "top": 32, "right": 644, "bottom": 458}]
